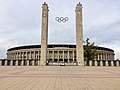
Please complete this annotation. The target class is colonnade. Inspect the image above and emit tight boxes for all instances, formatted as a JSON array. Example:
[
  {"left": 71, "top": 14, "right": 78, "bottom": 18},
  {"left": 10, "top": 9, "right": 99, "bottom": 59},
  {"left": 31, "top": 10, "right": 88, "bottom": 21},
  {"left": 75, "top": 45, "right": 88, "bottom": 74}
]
[
  {"left": 85, "top": 60, "right": 120, "bottom": 66},
  {"left": 0, "top": 60, "right": 39, "bottom": 66},
  {"left": 7, "top": 50, "right": 41, "bottom": 61},
  {"left": 0, "top": 60, "right": 120, "bottom": 66},
  {"left": 95, "top": 53, "right": 114, "bottom": 60},
  {"left": 0, "top": 49, "right": 115, "bottom": 66},
  {"left": 7, "top": 50, "right": 114, "bottom": 62},
  {"left": 48, "top": 50, "right": 76, "bottom": 63}
]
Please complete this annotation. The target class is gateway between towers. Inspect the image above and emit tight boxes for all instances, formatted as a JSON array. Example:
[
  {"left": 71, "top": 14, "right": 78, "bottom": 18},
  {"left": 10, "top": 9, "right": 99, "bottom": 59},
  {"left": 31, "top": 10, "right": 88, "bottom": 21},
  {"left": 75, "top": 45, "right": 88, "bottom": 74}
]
[{"left": 40, "top": 2, "right": 84, "bottom": 66}]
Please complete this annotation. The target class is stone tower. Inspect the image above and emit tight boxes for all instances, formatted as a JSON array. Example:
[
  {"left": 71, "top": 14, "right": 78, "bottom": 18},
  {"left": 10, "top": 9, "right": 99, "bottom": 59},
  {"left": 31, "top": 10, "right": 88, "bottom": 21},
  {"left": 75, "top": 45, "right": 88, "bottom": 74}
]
[
  {"left": 76, "top": 2, "right": 84, "bottom": 66},
  {"left": 40, "top": 2, "right": 49, "bottom": 65}
]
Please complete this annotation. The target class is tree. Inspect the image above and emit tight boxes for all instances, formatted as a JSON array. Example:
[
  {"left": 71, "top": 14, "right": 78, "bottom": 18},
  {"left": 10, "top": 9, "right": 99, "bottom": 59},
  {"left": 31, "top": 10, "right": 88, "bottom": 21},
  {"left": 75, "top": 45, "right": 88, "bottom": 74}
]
[{"left": 84, "top": 38, "right": 97, "bottom": 61}]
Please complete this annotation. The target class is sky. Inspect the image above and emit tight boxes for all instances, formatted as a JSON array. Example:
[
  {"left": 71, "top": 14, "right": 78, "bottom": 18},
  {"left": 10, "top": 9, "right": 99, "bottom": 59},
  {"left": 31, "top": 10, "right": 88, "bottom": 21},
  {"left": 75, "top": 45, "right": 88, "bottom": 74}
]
[{"left": 0, "top": 0, "right": 120, "bottom": 59}]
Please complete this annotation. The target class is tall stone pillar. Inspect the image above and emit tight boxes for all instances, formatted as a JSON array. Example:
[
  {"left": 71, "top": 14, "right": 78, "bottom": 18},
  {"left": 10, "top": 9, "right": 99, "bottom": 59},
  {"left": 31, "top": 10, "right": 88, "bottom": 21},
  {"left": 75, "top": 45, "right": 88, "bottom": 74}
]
[
  {"left": 40, "top": 2, "right": 49, "bottom": 66},
  {"left": 75, "top": 2, "right": 84, "bottom": 66}
]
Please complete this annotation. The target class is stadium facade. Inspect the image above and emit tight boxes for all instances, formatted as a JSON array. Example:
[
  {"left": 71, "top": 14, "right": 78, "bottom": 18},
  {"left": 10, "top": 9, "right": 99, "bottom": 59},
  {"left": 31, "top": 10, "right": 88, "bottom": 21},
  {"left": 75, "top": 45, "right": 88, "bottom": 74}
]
[{"left": 1, "top": 44, "right": 116, "bottom": 66}]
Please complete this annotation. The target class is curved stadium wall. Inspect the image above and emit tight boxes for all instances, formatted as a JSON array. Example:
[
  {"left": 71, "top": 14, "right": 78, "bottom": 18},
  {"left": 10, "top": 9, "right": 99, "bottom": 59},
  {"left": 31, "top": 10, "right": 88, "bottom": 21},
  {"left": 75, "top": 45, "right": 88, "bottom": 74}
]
[{"left": 3, "top": 44, "right": 115, "bottom": 66}]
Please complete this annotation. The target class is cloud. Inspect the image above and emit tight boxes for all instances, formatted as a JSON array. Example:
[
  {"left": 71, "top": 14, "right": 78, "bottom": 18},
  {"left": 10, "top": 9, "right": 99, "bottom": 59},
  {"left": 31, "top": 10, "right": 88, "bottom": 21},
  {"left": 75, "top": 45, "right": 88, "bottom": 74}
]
[{"left": 85, "top": 20, "right": 120, "bottom": 44}]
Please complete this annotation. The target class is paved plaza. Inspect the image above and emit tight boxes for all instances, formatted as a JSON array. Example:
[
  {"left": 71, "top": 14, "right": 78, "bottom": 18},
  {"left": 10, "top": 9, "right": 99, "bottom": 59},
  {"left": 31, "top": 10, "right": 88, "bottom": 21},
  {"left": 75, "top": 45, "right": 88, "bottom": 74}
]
[{"left": 0, "top": 66, "right": 120, "bottom": 90}]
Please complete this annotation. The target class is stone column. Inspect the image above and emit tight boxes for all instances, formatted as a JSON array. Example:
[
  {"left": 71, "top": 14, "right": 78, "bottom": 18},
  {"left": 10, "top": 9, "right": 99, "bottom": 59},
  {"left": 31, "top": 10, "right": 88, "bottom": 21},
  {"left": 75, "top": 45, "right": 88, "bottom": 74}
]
[
  {"left": 5, "top": 60, "right": 7, "bottom": 66},
  {"left": 0, "top": 60, "right": 2, "bottom": 66},
  {"left": 104, "top": 54, "right": 106, "bottom": 60},
  {"left": 100, "top": 54, "right": 102, "bottom": 60},
  {"left": 111, "top": 54, "right": 113, "bottom": 60},
  {"left": 112, "top": 54, "right": 114, "bottom": 60},
  {"left": 116, "top": 61, "right": 119, "bottom": 66},
  {"left": 105, "top": 54, "right": 107, "bottom": 60},
  {"left": 68, "top": 51, "right": 70, "bottom": 63},
  {"left": 52, "top": 51, "right": 54, "bottom": 62},
  {"left": 84, "top": 60, "right": 86, "bottom": 66},
  {"left": 38, "top": 60, "right": 40, "bottom": 66},
  {"left": 102, "top": 54, "right": 104, "bottom": 60},
  {"left": 89, "top": 60, "right": 92, "bottom": 66},
  {"left": 95, "top": 61, "right": 97, "bottom": 66},
  {"left": 40, "top": 2, "right": 49, "bottom": 66},
  {"left": 34, "top": 51, "right": 35, "bottom": 61},
  {"left": 26, "top": 51, "right": 27, "bottom": 60},
  {"left": 76, "top": 2, "right": 84, "bottom": 66},
  {"left": 58, "top": 51, "right": 59, "bottom": 65},
  {"left": 118, "top": 61, "right": 120, "bottom": 66},
  {"left": 73, "top": 51, "right": 74, "bottom": 63},
  {"left": 19, "top": 52, "right": 20, "bottom": 60},
  {"left": 97, "top": 55, "right": 99, "bottom": 60},
  {"left": 47, "top": 51, "right": 49, "bottom": 64},
  {"left": 63, "top": 51, "right": 64, "bottom": 62},
  {"left": 17, "top": 52, "right": 18, "bottom": 61},
  {"left": 32, "top": 60, "right": 35, "bottom": 66},
  {"left": 21, "top": 60, "right": 24, "bottom": 66},
  {"left": 111, "top": 61, "right": 114, "bottom": 66},
  {"left": 108, "top": 54, "right": 110, "bottom": 60},
  {"left": 105, "top": 61, "right": 108, "bottom": 66},
  {"left": 103, "top": 54, "right": 105, "bottom": 60},
  {"left": 101, "top": 54, "right": 103, "bottom": 60},
  {"left": 111, "top": 53, "right": 114, "bottom": 60},
  {"left": 106, "top": 54, "right": 108, "bottom": 60},
  {"left": 109, "top": 54, "right": 111, "bottom": 60},
  {"left": 10, "top": 60, "right": 13, "bottom": 66},
  {"left": 21, "top": 52, "right": 23, "bottom": 61},
  {"left": 100, "top": 61, "right": 103, "bottom": 66},
  {"left": 30, "top": 51, "right": 32, "bottom": 60},
  {"left": 34, "top": 51, "right": 36, "bottom": 66},
  {"left": 16, "top": 60, "right": 18, "bottom": 66},
  {"left": 38, "top": 51, "right": 40, "bottom": 65},
  {"left": 27, "top": 60, "right": 29, "bottom": 66}
]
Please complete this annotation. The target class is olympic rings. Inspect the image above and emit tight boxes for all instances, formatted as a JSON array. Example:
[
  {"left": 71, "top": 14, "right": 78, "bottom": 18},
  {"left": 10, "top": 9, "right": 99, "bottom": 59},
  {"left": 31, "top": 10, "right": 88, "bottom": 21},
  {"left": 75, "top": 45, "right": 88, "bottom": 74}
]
[{"left": 55, "top": 17, "right": 69, "bottom": 23}]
